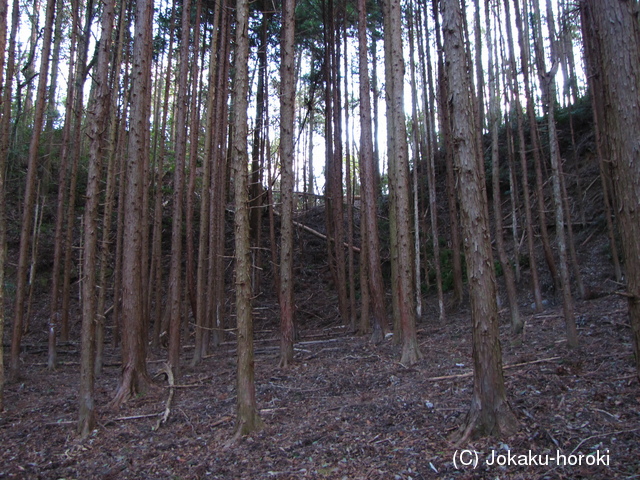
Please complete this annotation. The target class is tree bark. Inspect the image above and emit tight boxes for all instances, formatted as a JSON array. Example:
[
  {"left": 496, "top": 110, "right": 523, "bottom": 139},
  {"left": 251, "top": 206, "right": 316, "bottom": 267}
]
[
  {"left": 532, "top": 0, "right": 578, "bottom": 348},
  {"left": 357, "top": 0, "right": 387, "bottom": 343},
  {"left": 193, "top": 0, "right": 222, "bottom": 364},
  {"left": 0, "top": 0, "right": 11, "bottom": 411},
  {"left": 95, "top": 0, "right": 127, "bottom": 376},
  {"left": 208, "top": 7, "right": 231, "bottom": 348},
  {"left": 111, "top": 0, "right": 154, "bottom": 407},
  {"left": 581, "top": 0, "right": 640, "bottom": 381},
  {"left": 10, "top": 0, "right": 56, "bottom": 381},
  {"left": 185, "top": 0, "right": 203, "bottom": 324},
  {"left": 167, "top": 0, "right": 192, "bottom": 379},
  {"left": 343, "top": 27, "right": 357, "bottom": 333},
  {"left": 433, "top": 1, "right": 464, "bottom": 306},
  {"left": 78, "top": 0, "right": 115, "bottom": 437},
  {"left": 441, "top": 0, "right": 517, "bottom": 441},
  {"left": 231, "top": 0, "right": 263, "bottom": 438},
  {"left": 486, "top": 1, "right": 521, "bottom": 335},
  {"left": 417, "top": 0, "right": 445, "bottom": 321},
  {"left": 503, "top": 0, "right": 544, "bottom": 311},
  {"left": 513, "top": 0, "right": 559, "bottom": 293},
  {"left": 407, "top": 5, "right": 423, "bottom": 320},
  {"left": 329, "top": 0, "right": 348, "bottom": 326},
  {"left": 279, "top": 0, "right": 296, "bottom": 368},
  {"left": 384, "top": 0, "right": 421, "bottom": 365}
]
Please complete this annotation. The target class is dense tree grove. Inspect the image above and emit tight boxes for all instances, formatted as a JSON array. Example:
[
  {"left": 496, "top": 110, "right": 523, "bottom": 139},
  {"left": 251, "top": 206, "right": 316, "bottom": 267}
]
[{"left": 0, "top": 0, "right": 639, "bottom": 448}]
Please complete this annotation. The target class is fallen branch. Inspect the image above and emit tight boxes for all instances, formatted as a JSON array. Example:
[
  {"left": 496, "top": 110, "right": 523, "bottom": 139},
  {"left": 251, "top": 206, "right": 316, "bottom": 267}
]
[
  {"left": 168, "top": 383, "right": 208, "bottom": 389},
  {"left": 425, "top": 371, "right": 473, "bottom": 382},
  {"left": 154, "top": 363, "right": 175, "bottom": 431},
  {"left": 273, "top": 210, "right": 360, "bottom": 253},
  {"left": 210, "top": 415, "right": 232, "bottom": 428},
  {"left": 615, "top": 290, "right": 640, "bottom": 303},
  {"left": 46, "top": 419, "right": 76, "bottom": 426},
  {"left": 113, "top": 413, "right": 162, "bottom": 422},
  {"left": 47, "top": 413, "right": 163, "bottom": 426},
  {"left": 426, "top": 356, "right": 561, "bottom": 382},
  {"left": 298, "top": 337, "right": 344, "bottom": 346},
  {"left": 259, "top": 408, "right": 287, "bottom": 414},
  {"left": 569, "top": 427, "right": 640, "bottom": 457}
]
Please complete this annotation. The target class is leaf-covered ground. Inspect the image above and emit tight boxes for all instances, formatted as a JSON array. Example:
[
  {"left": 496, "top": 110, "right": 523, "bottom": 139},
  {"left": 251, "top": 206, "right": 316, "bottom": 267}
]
[
  {"left": 2, "top": 190, "right": 640, "bottom": 480},
  {"left": 1, "top": 275, "right": 639, "bottom": 480}
]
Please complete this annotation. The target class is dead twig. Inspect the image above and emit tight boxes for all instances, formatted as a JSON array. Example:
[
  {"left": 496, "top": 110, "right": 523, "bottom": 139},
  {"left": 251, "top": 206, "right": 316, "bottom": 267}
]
[
  {"left": 48, "top": 411, "right": 168, "bottom": 426},
  {"left": 425, "top": 356, "right": 561, "bottom": 382},
  {"left": 615, "top": 291, "right": 640, "bottom": 305},
  {"left": 569, "top": 427, "right": 640, "bottom": 456},
  {"left": 115, "top": 413, "right": 162, "bottom": 421},
  {"left": 273, "top": 210, "right": 361, "bottom": 253},
  {"left": 211, "top": 416, "right": 232, "bottom": 428},
  {"left": 592, "top": 408, "right": 620, "bottom": 421}
]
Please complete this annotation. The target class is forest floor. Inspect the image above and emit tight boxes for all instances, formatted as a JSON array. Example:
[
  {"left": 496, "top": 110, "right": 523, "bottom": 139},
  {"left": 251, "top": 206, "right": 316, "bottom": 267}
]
[{"left": 2, "top": 208, "right": 640, "bottom": 479}]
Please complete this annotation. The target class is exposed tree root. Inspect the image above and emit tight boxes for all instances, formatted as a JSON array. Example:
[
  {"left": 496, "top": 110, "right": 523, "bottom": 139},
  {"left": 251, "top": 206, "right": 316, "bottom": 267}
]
[
  {"left": 450, "top": 399, "right": 519, "bottom": 447},
  {"left": 154, "top": 363, "right": 175, "bottom": 431},
  {"left": 108, "top": 364, "right": 154, "bottom": 410}
]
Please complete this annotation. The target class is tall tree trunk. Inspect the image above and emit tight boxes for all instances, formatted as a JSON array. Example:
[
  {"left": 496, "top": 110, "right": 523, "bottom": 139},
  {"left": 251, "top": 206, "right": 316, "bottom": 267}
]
[
  {"left": 208, "top": 7, "right": 231, "bottom": 348},
  {"left": 371, "top": 39, "right": 381, "bottom": 195},
  {"left": 112, "top": 72, "right": 129, "bottom": 350},
  {"left": 486, "top": 1, "right": 521, "bottom": 334},
  {"left": 441, "top": 0, "right": 517, "bottom": 442},
  {"left": 279, "top": 0, "right": 296, "bottom": 368},
  {"left": 547, "top": 0, "right": 585, "bottom": 301},
  {"left": 504, "top": 113, "right": 521, "bottom": 283},
  {"left": 78, "top": 0, "right": 115, "bottom": 437},
  {"left": 41, "top": 0, "right": 64, "bottom": 197},
  {"left": 532, "top": 0, "right": 578, "bottom": 348},
  {"left": 503, "top": 0, "right": 544, "bottom": 310},
  {"left": 49, "top": 0, "right": 79, "bottom": 366},
  {"left": 19, "top": 0, "right": 41, "bottom": 135},
  {"left": 417, "top": 0, "right": 445, "bottom": 321},
  {"left": 44, "top": 0, "right": 64, "bottom": 133},
  {"left": 231, "top": 0, "right": 263, "bottom": 438},
  {"left": 307, "top": 107, "right": 315, "bottom": 205},
  {"left": 359, "top": 214, "right": 371, "bottom": 335},
  {"left": 110, "top": 0, "right": 154, "bottom": 407},
  {"left": 384, "top": 0, "right": 422, "bottom": 365},
  {"left": 343, "top": 27, "right": 357, "bottom": 332},
  {"left": 328, "top": 0, "right": 349, "bottom": 326},
  {"left": 150, "top": 3, "right": 176, "bottom": 350},
  {"left": 0, "top": 0, "right": 12, "bottom": 411},
  {"left": 357, "top": 0, "right": 387, "bottom": 343},
  {"left": 185, "top": 0, "right": 203, "bottom": 323},
  {"left": 168, "top": 0, "right": 192, "bottom": 379},
  {"left": 61, "top": 0, "right": 95, "bottom": 344},
  {"left": 473, "top": 0, "right": 484, "bottom": 132},
  {"left": 194, "top": 0, "right": 222, "bottom": 364},
  {"left": 591, "top": 89, "right": 623, "bottom": 283},
  {"left": 9, "top": 0, "right": 56, "bottom": 381},
  {"left": 514, "top": 0, "right": 559, "bottom": 292},
  {"left": 433, "top": 0, "right": 464, "bottom": 306},
  {"left": 581, "top": 0, "right": 640, "bottom": 381},
  {"left": 95, "top": 0, "right": 127, "bottom": 375},
  {"left": 112, "top": 60, "right": 132, "bottom": 350},
  {"left": 250, "top": 9, "right": 269, "bottom": 281},
  {"left": 407, "top": 5, "right": 423, "bottom": 320}
]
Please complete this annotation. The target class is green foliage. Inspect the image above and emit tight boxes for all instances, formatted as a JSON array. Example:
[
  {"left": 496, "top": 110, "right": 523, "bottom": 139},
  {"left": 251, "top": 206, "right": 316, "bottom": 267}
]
[
  {"left": 419, "top": 241, "right": 506, "bottom": 295},
  {"left": 485, "top": 94, "right": 593, "bottom": 201},
  {"left": 429, "top": 242, "right": 465, "bottom": 294}
]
